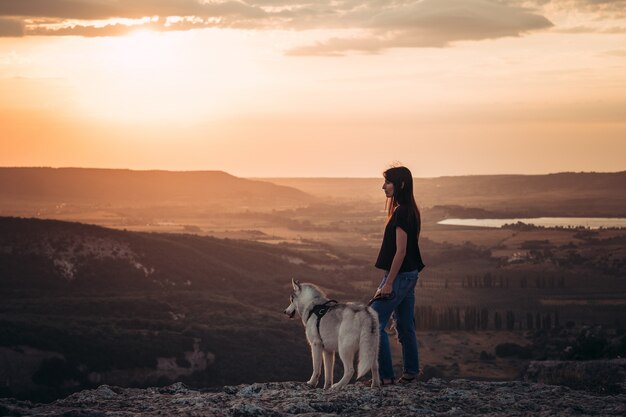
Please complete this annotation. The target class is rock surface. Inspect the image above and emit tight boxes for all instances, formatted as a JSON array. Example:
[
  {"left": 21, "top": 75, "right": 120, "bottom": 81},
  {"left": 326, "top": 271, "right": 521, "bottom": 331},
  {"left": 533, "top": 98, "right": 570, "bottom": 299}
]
[
  {"left": 523, "top": 359, "right": 626, "bottom": 393},
  {"left": 1, "top": 379, "right": 625, "bottom": 417}
]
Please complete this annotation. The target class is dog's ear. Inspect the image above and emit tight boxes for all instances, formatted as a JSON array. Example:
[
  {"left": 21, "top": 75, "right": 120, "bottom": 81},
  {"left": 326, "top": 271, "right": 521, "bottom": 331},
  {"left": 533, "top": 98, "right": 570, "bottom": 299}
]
[{"left": 292, "top": 278, "right": 301, "bottom": 292}]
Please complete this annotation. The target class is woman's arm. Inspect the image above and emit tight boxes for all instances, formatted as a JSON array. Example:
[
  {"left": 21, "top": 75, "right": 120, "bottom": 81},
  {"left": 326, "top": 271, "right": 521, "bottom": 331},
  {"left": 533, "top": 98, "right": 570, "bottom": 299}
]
[{"left": 379, "top": 227, "right": 407, "bottom": 295}]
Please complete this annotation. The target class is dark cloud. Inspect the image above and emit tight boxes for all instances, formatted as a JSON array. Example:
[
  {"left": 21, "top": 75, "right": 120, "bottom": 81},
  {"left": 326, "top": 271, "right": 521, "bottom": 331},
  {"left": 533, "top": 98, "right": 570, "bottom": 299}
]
[
  {"left": 287, "top": 37, "right": 388, "bottom": 56},
  {"left": 288, "top": 0, "right": 553, "bottom": 55},
  {"left": 1, "top": 0, "right": 555, "bottom": 54},
  {"left": 0, "top": 0, "right": 120, "bottom": 20},
  {"left": 557, "top": 0, "right": 626, "bottom": 14},
  {"left": 556, "top": 24, "right": 626, "bottom": 33},
  {"left": 0, "top": 18, "right": 23, "bottom": 36},
  {"left": 502, "top": 1, "right": 626, "bottom": 35},
  {"left": 28, "top": 22, "right": 140, "bottom": 37},
  {"left": 0, "top": 0, "right": 266, "bottom": 20},
  {"left": 27, "top": 19, "right": 225, "bottom": 37},
  {"left": 0, "top": 18, "right": 24, "bottom": 37},
  {"left": 510, "top": 0, "right": 626, "bottom": 18}
]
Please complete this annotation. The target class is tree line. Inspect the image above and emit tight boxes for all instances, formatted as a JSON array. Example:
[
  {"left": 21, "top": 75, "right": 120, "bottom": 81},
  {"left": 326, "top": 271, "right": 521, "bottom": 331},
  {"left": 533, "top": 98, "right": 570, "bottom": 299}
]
[{"left": 413, "top": 306, "right": 561, "bottom": 331}]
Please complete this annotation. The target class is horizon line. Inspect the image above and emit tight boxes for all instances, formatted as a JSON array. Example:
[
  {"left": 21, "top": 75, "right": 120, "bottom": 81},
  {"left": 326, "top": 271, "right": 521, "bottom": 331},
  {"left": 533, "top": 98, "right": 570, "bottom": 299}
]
[{"left": 1, "top": 165, "right": 625, "bottom": 179}]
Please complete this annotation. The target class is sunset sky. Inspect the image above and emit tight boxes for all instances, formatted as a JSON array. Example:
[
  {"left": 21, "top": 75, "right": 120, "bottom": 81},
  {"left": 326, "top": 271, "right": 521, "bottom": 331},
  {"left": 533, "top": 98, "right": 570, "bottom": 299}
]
[{"left": 0, "top": 0, "right": 625, "bottom": 177}]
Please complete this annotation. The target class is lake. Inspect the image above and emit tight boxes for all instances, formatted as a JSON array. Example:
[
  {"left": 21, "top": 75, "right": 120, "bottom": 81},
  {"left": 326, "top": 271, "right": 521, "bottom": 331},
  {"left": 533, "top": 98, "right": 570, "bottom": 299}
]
[{"left": 437, "top": 217, "right": 626, "bottom": 229}]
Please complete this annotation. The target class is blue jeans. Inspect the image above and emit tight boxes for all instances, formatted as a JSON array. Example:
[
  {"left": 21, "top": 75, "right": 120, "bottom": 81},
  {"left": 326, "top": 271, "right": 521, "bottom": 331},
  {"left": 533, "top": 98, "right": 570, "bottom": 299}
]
[{"left": 371, "top": 270, "right": 419, "bottom": 380}]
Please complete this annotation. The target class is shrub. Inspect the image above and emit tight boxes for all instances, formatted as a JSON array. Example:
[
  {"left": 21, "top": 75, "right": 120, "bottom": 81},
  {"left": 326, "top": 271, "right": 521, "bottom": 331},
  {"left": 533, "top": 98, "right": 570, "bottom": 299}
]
[
  {"left": 573, "top": 326, "right": 609, "bottom": 360},
  {"left": 176, "top": 357, "right": 192, "bottom": 368},
  {"left": 495, "top": 343, "right": 532, "bottom": 359},
  {"left": 32, "top": 358, "right": 80, "bottom": 387}
]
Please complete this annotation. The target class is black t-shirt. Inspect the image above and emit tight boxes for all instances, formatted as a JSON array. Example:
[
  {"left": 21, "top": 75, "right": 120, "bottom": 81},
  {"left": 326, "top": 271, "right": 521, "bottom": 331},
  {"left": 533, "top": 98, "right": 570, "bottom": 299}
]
[{"left": 375, "top": 204, "right": 425, "bottom": 272}]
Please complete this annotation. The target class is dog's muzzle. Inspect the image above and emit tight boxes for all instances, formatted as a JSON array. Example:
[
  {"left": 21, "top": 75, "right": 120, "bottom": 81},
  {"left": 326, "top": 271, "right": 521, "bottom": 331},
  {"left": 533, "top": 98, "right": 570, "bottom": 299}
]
[{"left": 284, "top": 309, "right": 296, "bottom": 319}]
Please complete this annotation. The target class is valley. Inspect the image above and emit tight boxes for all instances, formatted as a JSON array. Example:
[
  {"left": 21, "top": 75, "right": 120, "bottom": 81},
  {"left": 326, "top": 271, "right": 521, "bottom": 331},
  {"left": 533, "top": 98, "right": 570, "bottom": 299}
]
[{"left": 0, "top": 168, "right": 624, "bottom": 401}]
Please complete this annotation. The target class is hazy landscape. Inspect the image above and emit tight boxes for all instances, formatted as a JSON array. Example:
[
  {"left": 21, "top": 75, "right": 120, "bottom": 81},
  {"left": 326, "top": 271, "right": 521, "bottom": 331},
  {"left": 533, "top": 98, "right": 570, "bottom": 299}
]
[
  {"left": 2, "top": 1, "right": 625, "bottom": 414},
  {"left": 0, "top": 167, "right": 625, "bottom": 402}
]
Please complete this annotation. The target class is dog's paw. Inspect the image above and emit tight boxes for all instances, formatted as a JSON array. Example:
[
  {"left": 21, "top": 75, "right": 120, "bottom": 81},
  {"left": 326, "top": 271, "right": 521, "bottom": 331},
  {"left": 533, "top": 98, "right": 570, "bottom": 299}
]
[
  {"left": 328, "top": 383, "right": 344, "bottom": 391},
  {"left": 306, "top": 379, "right": 319, "bottom": 388}
]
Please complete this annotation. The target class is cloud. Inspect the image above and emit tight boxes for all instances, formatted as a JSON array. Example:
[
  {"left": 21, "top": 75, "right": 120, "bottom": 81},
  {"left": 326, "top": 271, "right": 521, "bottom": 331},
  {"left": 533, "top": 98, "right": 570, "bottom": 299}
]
[
  {"left": 0, "top": 0, "right": 267, "bottom": 20},
  {"left": 27, "top": 19, "right": 229, "bottom": 37},
  {"left": 29, "top": 22, "right": 142, "bottom": 37},
  {"left": 288, "top": 0, "right": 553, "bottom": 55},
  {"left": 505, "top": 1, "right": 626, "bottom": 36},
  {"left": 551, "top": 0, "right": 626, "bottom": 18},
  {"left": 556, "top": 24, "right": 626, "bottom": 33},
  {"left": 287, "top": 36, "right": 388, "bottom": 56},
  {"left": 0, "top": 18, "right": 24, "bottom": 36},
  {"left": 603, "top": 48, "right": 626, "bottom": 57},
  {"left": 509, "top": 0, "right": 626, "bottom": 19},
  {"left": 0, "top": 0, "right": 554, "bottom": 54},
  {"left": 0, "top": 1, "right": 272, "bottom": 36}
]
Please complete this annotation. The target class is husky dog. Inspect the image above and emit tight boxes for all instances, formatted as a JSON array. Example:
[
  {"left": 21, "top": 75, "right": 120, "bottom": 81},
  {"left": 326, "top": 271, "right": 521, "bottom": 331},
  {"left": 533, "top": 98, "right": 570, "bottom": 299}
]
[{"left": 284, "top": 279, "right": 381, "bottom": 390}]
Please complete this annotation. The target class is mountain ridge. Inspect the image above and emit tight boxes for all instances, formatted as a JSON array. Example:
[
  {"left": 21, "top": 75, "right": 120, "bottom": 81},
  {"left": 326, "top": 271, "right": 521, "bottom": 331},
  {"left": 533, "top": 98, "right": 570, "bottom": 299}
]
[
  {"left": 262, "top": 171, "right": 626, "bottom": 216},
  {"left": 0, "top": 167, "right": 312, "bottom": 205},
  {"left": 0, "top": 216, "right": 333, "bottom": 401},
  {"left": 0, "top": 216, "right": 340, "bottom": 292}
]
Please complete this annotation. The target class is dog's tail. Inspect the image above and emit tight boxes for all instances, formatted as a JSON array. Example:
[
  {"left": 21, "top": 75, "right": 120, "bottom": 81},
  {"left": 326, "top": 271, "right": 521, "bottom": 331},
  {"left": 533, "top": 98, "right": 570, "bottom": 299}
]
[{"left": 357, "top": 307, "right": 380, "bottom": 379}]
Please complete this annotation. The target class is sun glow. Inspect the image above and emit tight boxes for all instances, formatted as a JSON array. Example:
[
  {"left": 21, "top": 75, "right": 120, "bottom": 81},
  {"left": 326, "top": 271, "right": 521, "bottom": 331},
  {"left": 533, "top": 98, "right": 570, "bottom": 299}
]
[
  {"left": 70, "top": 29, "right": 264, "bottom": 124},
  {"left": 110, "top": 30, "right": 165, "bottom": 71},
  {"left": 71, "top": 30, "right": 183, "bottom": 122}
]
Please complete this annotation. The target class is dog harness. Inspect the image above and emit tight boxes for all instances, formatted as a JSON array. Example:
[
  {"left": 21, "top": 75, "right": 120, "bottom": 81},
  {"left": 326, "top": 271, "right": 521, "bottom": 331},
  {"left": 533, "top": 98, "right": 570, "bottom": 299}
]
[{"left": 307, "top": 299, "right": 338, "bottom": 349}]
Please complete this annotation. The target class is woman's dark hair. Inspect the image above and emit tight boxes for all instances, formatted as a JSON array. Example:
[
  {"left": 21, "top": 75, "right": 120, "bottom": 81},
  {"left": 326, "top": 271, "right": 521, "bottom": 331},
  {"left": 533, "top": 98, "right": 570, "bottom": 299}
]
[{"left": 383, "top": 166, "right": 421, "bottom": 236}]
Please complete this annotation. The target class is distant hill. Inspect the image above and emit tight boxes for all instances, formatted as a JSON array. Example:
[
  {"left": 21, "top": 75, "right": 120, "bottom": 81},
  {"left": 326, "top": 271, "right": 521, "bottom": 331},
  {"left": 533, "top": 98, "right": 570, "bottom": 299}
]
[
  {"left": 0, "top": 167, "right": 312, "bottom": 206},
  {"left": 0, "top": 216, "right": 338, "bottom": 294},
  {"left": 0, "top": 217, "right": 349, "bottom": 401},
  {"left": 264, "top": 171, "right": 626, "bottom": 217}
]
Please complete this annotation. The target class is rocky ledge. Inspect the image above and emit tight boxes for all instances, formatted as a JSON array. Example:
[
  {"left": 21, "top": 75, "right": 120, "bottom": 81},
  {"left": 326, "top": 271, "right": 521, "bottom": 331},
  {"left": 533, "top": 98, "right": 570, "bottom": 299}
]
[{"left": 1, "top": 379, "right": 625, "bottom": 417}]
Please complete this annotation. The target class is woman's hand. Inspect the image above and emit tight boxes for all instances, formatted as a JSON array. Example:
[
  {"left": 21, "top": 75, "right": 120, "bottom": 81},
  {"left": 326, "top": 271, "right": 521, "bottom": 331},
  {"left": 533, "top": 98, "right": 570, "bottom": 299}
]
[
  {"left": 379, "top": 282, "right": 393, "bottom": 296},
  {"left": 374, "top": 227, "right": 406, "bottom": 299}
]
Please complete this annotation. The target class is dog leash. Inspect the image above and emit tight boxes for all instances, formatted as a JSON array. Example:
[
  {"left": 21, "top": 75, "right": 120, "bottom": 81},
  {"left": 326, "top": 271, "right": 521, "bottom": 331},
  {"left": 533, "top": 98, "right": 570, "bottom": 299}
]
[{"left": 367, "top": 291, "right": 395, "bottom": 306}]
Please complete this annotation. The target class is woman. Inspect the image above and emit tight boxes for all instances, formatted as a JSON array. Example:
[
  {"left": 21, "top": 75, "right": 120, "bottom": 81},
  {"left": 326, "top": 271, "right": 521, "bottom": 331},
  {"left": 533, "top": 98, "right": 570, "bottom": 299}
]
[{"left": 370, "top": 166, "right": 425, "bottom": 385}]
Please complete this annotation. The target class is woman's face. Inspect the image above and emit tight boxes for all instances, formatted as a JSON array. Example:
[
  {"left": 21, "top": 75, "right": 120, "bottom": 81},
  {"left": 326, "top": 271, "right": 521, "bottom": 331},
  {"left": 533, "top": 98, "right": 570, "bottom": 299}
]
[{"left": 382, "top": 179, "right": 394, "bottom": 198}]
